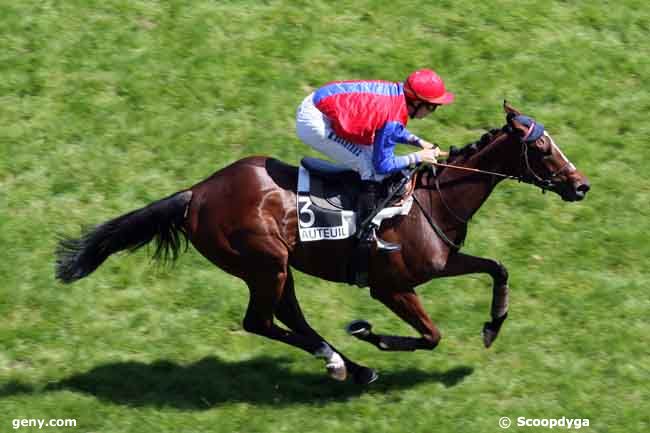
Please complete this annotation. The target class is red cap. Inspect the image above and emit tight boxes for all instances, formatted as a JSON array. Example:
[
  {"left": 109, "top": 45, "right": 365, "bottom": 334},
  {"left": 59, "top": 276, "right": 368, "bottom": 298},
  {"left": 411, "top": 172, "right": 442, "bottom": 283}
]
[{"left": 404, "top": 69, "right": 455, "bottom": 105}]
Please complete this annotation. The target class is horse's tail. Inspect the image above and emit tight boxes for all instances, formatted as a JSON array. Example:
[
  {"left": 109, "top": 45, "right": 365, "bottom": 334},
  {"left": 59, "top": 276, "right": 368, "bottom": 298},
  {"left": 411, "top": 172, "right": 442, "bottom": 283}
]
[{"left": 55, "top": 190, "right": 193, "bottom": 284}]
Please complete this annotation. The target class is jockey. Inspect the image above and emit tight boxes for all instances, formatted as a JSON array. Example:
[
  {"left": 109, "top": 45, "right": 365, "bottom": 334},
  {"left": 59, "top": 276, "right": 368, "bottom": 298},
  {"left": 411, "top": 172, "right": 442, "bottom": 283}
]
[{"left": 296, "top": 69, "right": 455, "bottom": 251}]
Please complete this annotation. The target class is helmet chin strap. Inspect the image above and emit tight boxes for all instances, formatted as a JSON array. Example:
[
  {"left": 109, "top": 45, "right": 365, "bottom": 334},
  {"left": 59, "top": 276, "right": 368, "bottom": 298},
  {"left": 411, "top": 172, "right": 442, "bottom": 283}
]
[
  {"left": 407, "top": 100, "right": 423, "bottom": 119},
  {"left": 407, "top": 100, "right": 416, "bottom": 119},
  {"left": 404, "top": 84, "right": 422, "bottom": 118}
]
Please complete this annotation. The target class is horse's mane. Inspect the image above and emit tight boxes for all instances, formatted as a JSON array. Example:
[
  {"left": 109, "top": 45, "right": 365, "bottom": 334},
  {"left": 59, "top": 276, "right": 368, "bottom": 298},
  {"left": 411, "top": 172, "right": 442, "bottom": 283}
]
[{"left": 445, "top": 127, "right": 506, "bottom": 164}]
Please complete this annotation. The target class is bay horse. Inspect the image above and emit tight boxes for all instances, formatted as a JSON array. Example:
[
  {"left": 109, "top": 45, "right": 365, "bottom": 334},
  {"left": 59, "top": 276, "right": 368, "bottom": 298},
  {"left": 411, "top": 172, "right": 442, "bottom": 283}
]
[{"left": 55, "top": 103, "right": 590, "bottom": 385}]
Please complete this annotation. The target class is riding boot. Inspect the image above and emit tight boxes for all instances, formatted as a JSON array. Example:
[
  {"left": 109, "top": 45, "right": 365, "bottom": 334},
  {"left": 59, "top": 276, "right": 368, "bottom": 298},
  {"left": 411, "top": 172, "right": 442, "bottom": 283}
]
[{"left": 357, "top": 181, "right": 400, "bottom": 252}]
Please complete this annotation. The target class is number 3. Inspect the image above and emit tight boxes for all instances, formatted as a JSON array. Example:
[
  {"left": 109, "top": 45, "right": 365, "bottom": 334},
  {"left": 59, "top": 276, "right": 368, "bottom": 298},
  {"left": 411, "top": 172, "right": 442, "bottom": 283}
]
[{"left": 298, "top": 196, "right": 315, "bottom": 227}]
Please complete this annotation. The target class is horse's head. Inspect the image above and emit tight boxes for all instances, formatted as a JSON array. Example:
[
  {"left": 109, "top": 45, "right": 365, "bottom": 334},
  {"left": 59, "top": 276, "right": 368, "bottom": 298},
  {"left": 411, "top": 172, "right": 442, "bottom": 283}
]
[{"left": 504, "top": 102, "right": 590, "bottom": 202}]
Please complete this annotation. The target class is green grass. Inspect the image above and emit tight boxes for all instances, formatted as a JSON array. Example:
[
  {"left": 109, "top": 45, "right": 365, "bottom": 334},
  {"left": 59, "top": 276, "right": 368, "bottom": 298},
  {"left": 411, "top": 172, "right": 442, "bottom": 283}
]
[{"left": 1, "top": 1, "right": 649, "bottom": 432}]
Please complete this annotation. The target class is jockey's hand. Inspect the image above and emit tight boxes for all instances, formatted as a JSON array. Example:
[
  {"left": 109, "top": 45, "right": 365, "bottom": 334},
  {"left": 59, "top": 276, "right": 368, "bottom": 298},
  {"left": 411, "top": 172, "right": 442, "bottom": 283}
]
[
  {"left": 418, "top": 139, "right": 437, "bottom": 150},
  {"left": 417, "top": 148, "right": 439, "bottom": 165},
  {"left": 418, "top": 140, "right": 449, "bottom": 159}
]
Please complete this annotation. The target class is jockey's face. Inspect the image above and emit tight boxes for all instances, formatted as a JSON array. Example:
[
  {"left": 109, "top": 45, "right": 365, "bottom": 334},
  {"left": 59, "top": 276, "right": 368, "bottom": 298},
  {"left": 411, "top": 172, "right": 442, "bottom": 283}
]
[{"left": 408, "top": 100, "right": 439, "bottom": 119}]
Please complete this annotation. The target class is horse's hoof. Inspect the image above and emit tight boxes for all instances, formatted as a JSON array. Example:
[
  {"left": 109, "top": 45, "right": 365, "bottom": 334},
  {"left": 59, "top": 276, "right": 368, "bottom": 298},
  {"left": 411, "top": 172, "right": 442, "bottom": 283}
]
[
  {"left": 327, "top": 364, "right": 347, "bottom": 381},
  {"left": 482, "top": 323, "right": 498, "bottom": 348},
  {"left": 346, "top": 320, "right": 372, "bottom": 338},
  {"left": 482, "top": 313, "right": 507, "bottom": 348},
  {"left": 353, "top": 366, "right": 378, "bottom": 385}
]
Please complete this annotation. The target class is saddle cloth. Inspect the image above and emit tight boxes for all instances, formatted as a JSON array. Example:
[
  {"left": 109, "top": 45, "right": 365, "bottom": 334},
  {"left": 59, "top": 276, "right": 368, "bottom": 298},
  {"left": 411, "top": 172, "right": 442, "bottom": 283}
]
[{"left": 296, "top": 158, "right": 414, "bottom": 242}]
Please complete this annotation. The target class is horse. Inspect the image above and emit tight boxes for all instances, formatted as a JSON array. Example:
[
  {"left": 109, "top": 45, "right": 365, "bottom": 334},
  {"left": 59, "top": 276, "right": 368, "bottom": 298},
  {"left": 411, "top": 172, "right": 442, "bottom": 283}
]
[{"left": 55, "top": 102, "right": 590, "bottom": 385}]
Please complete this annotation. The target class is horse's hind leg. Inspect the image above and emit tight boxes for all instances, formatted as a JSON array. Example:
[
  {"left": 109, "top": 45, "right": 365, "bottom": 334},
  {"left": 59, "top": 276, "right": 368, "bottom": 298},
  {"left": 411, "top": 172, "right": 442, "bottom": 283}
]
[
  {"left": 242, "top": 266, "right": 323, "bottom": 355},
  {"left": 243, "top": 265, "right": 364, "bottom": 382},
  {"left": 275, "top": 269, "right": 378, "bottom": 385}
]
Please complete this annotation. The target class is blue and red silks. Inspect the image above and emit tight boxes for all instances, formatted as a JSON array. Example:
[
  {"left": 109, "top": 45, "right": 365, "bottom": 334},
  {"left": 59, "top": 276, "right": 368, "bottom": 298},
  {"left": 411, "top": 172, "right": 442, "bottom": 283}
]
[{"left": 313, "top": 80, "right": 421, "bottom": 174}]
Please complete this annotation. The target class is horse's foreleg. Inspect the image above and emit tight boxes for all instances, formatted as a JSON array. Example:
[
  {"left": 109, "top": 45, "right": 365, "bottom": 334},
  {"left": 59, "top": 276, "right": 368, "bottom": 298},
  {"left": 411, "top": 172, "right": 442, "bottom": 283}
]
[
  {"left": 275, "top": 269, "right": 378, "bottom": 385},
  {"left": 352, "top": 287, "right": 441, "bottom": 351},
  {"left": 437, "top": 252, "right": 509, "bottom": 348}
]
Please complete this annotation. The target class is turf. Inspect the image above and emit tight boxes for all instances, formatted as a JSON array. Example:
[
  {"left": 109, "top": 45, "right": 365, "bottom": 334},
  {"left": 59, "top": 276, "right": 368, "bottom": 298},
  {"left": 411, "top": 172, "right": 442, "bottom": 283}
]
[{"left": 1, "top": 1, "right": 648, "bottom": 432}]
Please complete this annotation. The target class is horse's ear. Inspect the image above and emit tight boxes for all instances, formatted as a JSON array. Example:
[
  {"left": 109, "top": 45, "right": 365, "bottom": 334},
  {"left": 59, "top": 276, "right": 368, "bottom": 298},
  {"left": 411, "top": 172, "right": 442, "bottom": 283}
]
[
  {"left": 503, "top": 100, "right": 522, "bottom": 117},
  {"left": 508, "top": 115, "right": 529, "bottom": 137}
]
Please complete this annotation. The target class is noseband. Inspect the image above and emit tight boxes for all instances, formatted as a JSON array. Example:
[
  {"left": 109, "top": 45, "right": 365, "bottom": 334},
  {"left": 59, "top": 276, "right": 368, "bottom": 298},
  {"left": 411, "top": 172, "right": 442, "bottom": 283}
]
[{"left": 520, "top": 137, "right": 573, "bottom": 193}]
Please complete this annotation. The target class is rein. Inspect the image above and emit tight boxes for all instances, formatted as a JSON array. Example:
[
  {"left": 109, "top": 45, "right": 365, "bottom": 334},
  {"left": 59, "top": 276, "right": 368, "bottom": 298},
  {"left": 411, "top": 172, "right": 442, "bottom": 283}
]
[
  {"left": 432, "top": 162, "right": 521, "bottom": 181},
  {"left": 422, "top": 153, "right": 524, "bottom": 229},
  {"left": 412, "top": 192, "right": 463, "bottom": 250},
  {"left": 411, "top": 159, "right": 513, "bottom": 250}
]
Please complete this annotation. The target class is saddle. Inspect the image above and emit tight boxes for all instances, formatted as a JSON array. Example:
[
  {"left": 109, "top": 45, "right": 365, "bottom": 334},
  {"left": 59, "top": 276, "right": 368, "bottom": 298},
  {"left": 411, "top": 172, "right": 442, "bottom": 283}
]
[
  {"left": 296, "top": 157, "right": 415, "bottom": 243},
  {"left": 300, "top": 157, "right": 361, "bottom": 211}
]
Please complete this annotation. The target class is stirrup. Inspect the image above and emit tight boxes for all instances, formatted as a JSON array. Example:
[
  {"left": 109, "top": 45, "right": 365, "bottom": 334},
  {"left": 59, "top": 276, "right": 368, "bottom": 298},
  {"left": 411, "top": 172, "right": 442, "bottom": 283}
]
[{"left": 368, "top": 227, "right": 400, "bottom": 252}]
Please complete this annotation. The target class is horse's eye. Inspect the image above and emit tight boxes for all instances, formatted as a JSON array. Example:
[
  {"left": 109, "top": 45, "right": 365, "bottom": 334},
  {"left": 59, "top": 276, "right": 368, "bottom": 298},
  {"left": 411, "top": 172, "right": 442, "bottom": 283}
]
[{"left": 529, "top": 139, "right": 552, "bottom": 156}]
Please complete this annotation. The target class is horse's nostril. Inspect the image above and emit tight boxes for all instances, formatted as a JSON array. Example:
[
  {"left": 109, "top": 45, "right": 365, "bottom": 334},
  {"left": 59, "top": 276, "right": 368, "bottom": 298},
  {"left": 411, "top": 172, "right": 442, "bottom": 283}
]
[{"left": 577, "top": 183, "right": 590, "bottom": 193}]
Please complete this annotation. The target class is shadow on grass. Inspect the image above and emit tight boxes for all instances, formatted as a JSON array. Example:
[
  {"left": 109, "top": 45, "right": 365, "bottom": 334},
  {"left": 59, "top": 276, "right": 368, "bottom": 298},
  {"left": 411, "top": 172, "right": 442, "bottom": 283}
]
[{"left": 1, "top": 356, "right": 473, "bottom": 409}]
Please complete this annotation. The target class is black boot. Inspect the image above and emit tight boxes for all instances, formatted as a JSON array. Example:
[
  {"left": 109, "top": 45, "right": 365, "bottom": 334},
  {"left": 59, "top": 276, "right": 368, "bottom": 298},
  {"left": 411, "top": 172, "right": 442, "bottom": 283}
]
[{"left": 357, "top": 181, "right": 400, "bottom": 252}]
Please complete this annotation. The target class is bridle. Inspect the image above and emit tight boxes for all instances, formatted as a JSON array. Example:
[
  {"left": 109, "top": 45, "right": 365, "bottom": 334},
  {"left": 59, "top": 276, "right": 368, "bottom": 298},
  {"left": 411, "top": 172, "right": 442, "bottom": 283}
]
[
  {"left": 435, "top": 130, "right": 571, "bottom": 195},
  {"left": 411, "top": 129, "right": 572, "bottom": 249}
]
